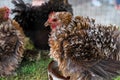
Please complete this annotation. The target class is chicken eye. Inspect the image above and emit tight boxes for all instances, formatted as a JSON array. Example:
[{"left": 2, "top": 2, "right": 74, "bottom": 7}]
[{"left": 52, "top": 19, "right": 57, "bottom": 22}]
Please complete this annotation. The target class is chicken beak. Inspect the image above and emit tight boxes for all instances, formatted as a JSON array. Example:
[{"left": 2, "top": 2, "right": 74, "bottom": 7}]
[{"left": 44, "top": 21, "right": 50, "bottom": 27}]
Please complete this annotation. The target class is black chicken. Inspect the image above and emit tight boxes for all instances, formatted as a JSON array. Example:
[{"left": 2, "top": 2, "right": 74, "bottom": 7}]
[{"left": 12, "top": 0, "right": 73, "bottom": 50}]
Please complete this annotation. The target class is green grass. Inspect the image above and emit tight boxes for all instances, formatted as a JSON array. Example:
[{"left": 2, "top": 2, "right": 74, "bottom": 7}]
[
  {"left": 0, "top": 56, "right": 52, "bottom": 80},
  {"left": 114, "top": 76, "right": 120, "bottom": 80}
]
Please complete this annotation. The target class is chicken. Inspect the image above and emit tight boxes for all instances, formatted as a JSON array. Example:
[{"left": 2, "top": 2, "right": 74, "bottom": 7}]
[
  {"left": 0, "top": 7, "right": 25, "bottom": 76},
  {"left": 45, "top": 11, "right": 120, "bottom": 80},
  {"left": 12, "top": 0, "right": 73, "bottom": 50}
]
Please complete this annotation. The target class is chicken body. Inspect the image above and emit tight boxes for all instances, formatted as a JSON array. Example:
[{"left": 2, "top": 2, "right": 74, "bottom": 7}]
[
  {"left": 45, "top": 12, "right": 120, "bottom": 80},
  {"left": 0, "top": 7, "right": 25, "bottom": 76}
]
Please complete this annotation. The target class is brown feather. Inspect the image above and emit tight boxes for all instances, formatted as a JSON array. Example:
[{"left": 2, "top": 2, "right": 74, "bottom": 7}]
[
  {"left": 47, "top": 12, "right": 120, "bottom": 80},
  {"left": 0, "top": 19, "right": 25, "bottom": 76}
]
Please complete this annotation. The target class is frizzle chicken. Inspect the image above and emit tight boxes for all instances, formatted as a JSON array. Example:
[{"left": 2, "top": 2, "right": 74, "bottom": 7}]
[
  {"left": 0, "top": 7, "right": 25, "bottom": 76},
  {"left": 45, "top": 12, "right": 120, "bottom": 80},
  {"left": 12, "top": 0, "right": 73, "bottom": 50}
]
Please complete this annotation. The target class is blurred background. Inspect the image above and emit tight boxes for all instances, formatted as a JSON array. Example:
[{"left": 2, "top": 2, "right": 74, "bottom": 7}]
[
  {"left": 70, "top": 0, "right": 120, "bottom": 26},
  {"left": 0, "top": 0, "right": 120, "bottom": 26}
]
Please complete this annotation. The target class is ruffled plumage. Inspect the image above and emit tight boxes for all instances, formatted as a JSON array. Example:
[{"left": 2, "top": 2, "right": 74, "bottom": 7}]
[
  {"left": 47, "top": 12, "right": 120, "bottom": 80},
  {"left": 0, "top": 19, "right": 25, "bottom": 76}
]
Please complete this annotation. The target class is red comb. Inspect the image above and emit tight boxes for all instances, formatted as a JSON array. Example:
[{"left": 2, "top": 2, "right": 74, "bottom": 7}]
[{"left": 49, "top": 12, "right": 55, "bottom": 16}]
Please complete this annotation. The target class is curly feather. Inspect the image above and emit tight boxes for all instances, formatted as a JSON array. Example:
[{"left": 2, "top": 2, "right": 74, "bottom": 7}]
[
  {"left": 0, "top": 19, "right": 25, "bottom": 76},
  {"left": 46, "top": 12, "right": 120, "bottom": 80}
]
